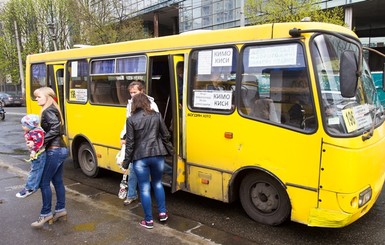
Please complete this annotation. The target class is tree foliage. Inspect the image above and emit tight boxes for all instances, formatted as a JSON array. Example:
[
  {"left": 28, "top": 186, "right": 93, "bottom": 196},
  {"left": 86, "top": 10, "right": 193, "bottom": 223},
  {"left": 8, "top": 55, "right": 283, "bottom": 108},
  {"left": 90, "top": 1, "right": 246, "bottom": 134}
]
[
  {"left": 245, "top": 0, "right": 345, "bottom": 26},
  {"left": 71, "top": 0, "right": 150, "bottom": 45},
  {"left": 0, "top": 0, "right": 150, "bottom": 85}
]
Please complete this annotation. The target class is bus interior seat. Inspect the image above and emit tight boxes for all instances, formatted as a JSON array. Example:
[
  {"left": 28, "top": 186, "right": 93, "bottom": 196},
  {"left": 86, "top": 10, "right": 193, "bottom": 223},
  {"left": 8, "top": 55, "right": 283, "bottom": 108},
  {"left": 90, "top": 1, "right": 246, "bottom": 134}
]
[
  {"left": 252, "top": 98, "right": 279, "bottom": 123},
  {"left": 240, "top": 74, "right": 259, "bottom": 114},
  {"left": 150, "top": 74, "right": 171, "bottom": 122},
  {"left": 91, "top": 80, "right": 116, "bottom": 104},
  {"left": 116, "top": 80, "right": 130, "bottom": 105},
  {"left": 90, "top": 82, "right": 98, "bottom": 103}
]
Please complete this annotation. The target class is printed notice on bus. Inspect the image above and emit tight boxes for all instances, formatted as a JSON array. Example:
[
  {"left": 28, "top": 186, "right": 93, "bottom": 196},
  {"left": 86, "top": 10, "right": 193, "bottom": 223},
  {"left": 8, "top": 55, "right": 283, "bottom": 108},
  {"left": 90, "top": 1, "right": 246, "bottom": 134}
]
[
  {"left": 71, "top": 61, "right": 78, "bottom": 77},
  {"left": 248, "top": 44, "right": 297, "bottom": 67},
  {"left": 198, "top": 51, "right": 212, "bottom": 75},
  {"left": 69, "top": 88, "right": 87, "bottom": 102},
  {"left": 212, "top": 49, "right": 233, "bottom": 67},
  {"left": 193, "top": 90, "right": 232, "bottom": 110},
  {"left": 342, "top": 104, "right": 372, "bottom": 133}
]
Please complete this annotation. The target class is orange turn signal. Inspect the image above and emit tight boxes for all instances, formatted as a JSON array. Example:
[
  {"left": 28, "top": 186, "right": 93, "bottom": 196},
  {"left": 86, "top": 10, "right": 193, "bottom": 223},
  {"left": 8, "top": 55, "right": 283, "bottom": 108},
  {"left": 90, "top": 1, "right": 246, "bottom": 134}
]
[{"left": 224, "top": 132, "right": 233, "bottom": 139}]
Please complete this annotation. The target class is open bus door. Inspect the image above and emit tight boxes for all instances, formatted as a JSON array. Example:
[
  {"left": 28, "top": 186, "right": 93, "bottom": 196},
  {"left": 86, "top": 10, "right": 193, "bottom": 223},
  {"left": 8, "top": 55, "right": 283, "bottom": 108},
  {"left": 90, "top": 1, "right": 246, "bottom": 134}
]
[
  {"left": 148, "top": 54, "right": 185, "bottom": 192},
  {"left": 47, "top": 63, "right": 67, "bottom": 142},
  {"left": 169, "top": 55, "right": 185, "bottom": 193}
]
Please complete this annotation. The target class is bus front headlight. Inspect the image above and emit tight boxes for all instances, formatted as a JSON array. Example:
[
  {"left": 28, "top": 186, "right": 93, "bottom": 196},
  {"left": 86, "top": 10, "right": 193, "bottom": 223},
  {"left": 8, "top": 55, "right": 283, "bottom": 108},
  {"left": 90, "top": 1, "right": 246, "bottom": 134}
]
[{"left": 358, "top": 187, "right": 372, "bottom": 208}]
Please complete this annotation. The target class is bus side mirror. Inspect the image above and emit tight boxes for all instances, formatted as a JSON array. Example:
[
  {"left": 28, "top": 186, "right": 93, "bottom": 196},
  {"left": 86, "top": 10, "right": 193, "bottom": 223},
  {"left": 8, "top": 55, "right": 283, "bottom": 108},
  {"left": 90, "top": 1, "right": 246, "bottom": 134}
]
[{"left": 340, "top": 50, "right": 358, "bottom": 98}]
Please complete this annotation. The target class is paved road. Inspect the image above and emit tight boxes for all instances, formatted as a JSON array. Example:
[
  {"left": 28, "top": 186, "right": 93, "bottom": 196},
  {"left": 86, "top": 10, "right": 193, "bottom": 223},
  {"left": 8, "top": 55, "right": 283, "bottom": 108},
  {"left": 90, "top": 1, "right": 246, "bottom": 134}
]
[
  {"left": 2, "top": 107, "right": 385, "bottom": 244},
  {"left": 0, "top": 108, "right": 255, "bottom": 245}
]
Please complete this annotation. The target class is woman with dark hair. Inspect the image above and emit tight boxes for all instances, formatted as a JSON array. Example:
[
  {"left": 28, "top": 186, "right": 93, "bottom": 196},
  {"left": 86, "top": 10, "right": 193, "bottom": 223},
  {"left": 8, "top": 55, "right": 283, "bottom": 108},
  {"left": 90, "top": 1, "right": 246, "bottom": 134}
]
[{"left": 122, "top": 93, "right": 173, "bottom": 229}]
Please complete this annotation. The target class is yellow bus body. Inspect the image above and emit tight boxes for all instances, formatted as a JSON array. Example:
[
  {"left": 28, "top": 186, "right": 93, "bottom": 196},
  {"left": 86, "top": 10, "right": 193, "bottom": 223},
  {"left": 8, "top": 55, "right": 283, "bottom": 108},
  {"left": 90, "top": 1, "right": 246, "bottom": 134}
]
[{"left": 25, "top": 22, "right": 385, "bottom": 227}]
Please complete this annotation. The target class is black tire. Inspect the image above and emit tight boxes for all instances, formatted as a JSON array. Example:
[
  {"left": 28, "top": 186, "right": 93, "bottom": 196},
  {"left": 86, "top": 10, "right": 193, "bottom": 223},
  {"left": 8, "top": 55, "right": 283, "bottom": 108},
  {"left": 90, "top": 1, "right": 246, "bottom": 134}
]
[
  {"left": 78, "top": 143, "right": 99, "bottom": 177},
  {"left": 239, "top": 172, "right": 291, "bottom": 226},
  {"left": 0, "top": 113, "right": 4, "bottom": 120}
]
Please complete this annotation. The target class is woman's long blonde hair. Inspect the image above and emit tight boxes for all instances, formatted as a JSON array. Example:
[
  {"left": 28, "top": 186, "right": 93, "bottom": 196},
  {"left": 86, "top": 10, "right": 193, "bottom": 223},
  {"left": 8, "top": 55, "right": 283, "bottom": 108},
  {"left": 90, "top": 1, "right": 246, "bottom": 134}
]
[{"left": 33, "top": 87, "right": 64, "bottom": 124}]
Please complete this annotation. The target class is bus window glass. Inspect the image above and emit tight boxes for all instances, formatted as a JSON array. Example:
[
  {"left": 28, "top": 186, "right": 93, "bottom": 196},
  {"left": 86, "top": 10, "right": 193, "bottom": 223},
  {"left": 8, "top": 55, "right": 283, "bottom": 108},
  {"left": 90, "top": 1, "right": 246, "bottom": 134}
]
[
  {"left": 240, "top": 43, "right": 316, "bottom": 131},
  {"left": 31, "top": 63, "right": 47, "bottom": 98},
  {"left": 68, "top": 59, "right": 89, "bottom": 103},
  {"left": 90, "top": 57, "right": 147, "bottom": 106},
  {"left": 91, "top": 59, "right": 115, "bottom": 74},
  {"left": 116, "top": 56, "right": 146, "bottom": 73},
  {"left": 312, "top": 34, "right": 383, "bottom": 135},
  {"left": 189, "top": 47, "right": 237, "bottom": 112}
]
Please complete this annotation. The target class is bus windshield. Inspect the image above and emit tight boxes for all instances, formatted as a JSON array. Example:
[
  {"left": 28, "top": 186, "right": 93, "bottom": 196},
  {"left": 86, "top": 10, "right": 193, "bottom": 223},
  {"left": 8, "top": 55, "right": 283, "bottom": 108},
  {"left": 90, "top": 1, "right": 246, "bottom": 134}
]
[{"left": 312, "top": 34, "right": 384, "bottom": 136}]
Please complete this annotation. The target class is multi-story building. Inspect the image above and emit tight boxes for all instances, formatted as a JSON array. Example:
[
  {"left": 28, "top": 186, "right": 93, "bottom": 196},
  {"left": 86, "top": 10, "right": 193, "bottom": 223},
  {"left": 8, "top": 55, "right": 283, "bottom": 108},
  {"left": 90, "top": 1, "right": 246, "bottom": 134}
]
[
  {"left": 128, "top": 0, "right": 383, "bottom": 45},
  {"left": 128, "top": 0, "right": 384, "bottom": 70}
]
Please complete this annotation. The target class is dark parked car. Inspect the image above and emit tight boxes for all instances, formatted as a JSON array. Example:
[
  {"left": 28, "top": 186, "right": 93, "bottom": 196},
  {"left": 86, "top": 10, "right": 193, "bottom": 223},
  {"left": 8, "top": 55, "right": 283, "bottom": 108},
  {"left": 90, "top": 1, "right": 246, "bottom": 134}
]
[{"left": 0, "top": 92, "right": 25, "bottom": 107}]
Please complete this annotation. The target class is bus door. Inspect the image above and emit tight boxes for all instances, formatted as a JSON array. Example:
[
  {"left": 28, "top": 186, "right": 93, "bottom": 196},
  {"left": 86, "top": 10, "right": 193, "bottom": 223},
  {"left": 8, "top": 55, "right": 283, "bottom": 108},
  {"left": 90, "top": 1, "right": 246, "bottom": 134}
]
[
  {"left": 169, "top": 54, "right": 185, "bottom": 192},
  {"left": 148, "top": 55, "right": 183, "bottom": 191},
  {"left": 184, "top": 47, "right": 238, "bottom": 201},
  {"left": 47, "top": 64, "right": 66, "bottom": 135}
]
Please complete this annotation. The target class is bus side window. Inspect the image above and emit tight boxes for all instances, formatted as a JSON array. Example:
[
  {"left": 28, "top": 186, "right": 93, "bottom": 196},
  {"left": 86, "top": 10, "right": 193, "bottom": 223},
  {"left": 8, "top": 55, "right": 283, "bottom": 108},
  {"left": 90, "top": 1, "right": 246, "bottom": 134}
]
[
  {"left": 116, "top": 80, "right": 130, "bottom": 105},
  {"left": 276, "top": 70, "right": 315, "bottom": 130},
  {"left": 91, "top": 79, "right": 118, "bottom": 105},
  {"left": 251, "top": 98, "right": 279, "bottom": 123}
]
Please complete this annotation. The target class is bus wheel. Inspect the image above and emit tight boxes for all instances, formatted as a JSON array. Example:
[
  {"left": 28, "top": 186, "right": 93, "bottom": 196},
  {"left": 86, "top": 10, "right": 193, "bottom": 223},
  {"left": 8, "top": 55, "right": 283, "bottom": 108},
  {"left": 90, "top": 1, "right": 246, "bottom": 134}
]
[
  {"left": 239, "top": 173, "right": 291, "bottom": 226},
  {"left": 78, "top": 143, "right": 99, "bottom": 177}
]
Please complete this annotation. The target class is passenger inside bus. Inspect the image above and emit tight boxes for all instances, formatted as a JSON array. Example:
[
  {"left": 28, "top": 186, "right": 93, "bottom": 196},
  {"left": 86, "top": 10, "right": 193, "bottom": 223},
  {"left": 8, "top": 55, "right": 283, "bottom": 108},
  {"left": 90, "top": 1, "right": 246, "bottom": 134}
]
[
  {"left": 177, "top": 62, "right": 184, "bottom": 106},
  {"left": 252, "top": 98, "right": 279, "bottom": 123},
  {"left": 249, "top": 81, "right": 279, "bottom": 123},
  {"left": 207, "top": 73, "right": 225, "bottom": 90}
]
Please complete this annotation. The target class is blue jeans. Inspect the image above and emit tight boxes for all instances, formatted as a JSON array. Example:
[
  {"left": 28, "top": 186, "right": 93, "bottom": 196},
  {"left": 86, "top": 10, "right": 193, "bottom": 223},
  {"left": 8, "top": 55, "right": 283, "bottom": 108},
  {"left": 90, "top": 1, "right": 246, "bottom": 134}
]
[
  {"left": 164, "top": 162, "right": 173, "bottom": 176},
  {"left": 40, "top": 147, "right": 69, "bottom": 216},
  {"left": 133, "top": 156, "right": 167, "bottom": 221},
  {"left": 127, "top": 162, "right": 138, "bottom": 199},
  {"left": 25, "top": 151, "right": 46, "bottom": 192}
]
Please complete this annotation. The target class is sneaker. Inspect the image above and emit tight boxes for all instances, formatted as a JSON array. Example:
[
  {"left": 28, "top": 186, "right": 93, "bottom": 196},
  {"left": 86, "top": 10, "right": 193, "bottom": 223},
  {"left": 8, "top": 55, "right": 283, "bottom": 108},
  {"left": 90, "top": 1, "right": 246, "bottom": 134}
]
[
  {"left": 16, "top": 188, "right": 34, "bottom": 198},
  {"left": 123, "top": 196, "right": 138, "bottom": 206},
  {"left": 139, "top": 220, "right": 154, "bottom": 229},
  {"left": 159, "top": 212, "right": 168, "bottom": 222}
]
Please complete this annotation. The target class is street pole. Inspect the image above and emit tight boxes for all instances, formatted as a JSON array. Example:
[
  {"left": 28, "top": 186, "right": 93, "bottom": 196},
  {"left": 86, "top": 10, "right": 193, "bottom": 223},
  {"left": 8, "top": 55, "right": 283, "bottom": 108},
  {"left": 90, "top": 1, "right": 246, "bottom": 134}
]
[
  {"left": 240, "top": 0, "right": 245, "bottom": 27},
  {"left": 14, "top": 21, "right": 25, "bottom": 96}
]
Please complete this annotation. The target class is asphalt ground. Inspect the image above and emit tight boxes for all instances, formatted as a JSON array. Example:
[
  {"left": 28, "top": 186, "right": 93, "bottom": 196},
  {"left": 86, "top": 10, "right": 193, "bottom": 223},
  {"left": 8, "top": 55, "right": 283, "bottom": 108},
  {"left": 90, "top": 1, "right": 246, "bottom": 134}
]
[{"left": 0, "top": 110, "right": 255, "bottom": 245}]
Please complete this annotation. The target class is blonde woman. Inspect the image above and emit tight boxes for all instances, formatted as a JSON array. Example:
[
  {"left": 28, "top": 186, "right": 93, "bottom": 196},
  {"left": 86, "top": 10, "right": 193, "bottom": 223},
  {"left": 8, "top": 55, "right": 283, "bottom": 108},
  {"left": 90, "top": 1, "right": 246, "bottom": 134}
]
[{"left": 30, "top": 87, "right": 68, "bottom": 228}]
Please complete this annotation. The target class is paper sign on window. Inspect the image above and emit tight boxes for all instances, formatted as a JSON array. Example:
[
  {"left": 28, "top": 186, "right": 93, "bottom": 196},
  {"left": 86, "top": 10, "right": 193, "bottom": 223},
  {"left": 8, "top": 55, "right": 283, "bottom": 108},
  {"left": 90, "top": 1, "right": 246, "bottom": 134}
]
[
  {"left": 249, "top": 44, "right": 297, "bottom": 67},
  {"left": 193, "top": 90, "right": 232, "bottom": 110},
  {"left": 198, "top": 51, "right": 212, "bottom": 75},
  {"left": 69, "top": 89, "right": 87, "bottom": 102}
]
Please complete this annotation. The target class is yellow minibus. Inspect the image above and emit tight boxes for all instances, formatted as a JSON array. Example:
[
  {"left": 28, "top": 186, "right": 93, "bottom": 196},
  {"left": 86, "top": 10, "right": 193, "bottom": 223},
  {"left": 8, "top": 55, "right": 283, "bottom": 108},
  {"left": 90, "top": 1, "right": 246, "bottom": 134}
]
[{"left": 25, "top": 21, "right": 385, "bottom": 227}]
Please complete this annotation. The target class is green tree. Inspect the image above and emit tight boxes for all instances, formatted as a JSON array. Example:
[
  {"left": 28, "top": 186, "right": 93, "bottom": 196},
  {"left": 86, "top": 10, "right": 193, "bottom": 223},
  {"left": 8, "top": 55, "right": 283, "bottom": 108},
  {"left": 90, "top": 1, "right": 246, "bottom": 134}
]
[
  {"left": 0, "top": 0, "right": 40, "bottom": 87},
  {"left": 71, "top": 0, "right": 150, "bottom": 45},
  {"left": 245, "top": 0, "right": 345, "bottom": 26},
  {"left": 0, "top": 0, "right": 150, "bottom": 87}
]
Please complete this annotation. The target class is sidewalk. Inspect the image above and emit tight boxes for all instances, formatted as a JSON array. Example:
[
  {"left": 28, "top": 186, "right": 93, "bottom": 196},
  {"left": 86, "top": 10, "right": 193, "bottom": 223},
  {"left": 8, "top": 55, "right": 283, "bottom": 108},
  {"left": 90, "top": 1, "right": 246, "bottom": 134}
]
[{"left": 0, "top": 154, "right": 220, "bottom": 245}]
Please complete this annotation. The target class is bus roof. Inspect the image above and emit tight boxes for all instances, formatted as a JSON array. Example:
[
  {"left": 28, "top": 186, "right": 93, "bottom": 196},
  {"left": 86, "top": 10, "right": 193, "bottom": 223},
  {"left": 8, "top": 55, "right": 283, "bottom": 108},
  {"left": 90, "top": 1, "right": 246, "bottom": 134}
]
[{"left": 27, "top": 22, "right": 357, "bottom": 63}]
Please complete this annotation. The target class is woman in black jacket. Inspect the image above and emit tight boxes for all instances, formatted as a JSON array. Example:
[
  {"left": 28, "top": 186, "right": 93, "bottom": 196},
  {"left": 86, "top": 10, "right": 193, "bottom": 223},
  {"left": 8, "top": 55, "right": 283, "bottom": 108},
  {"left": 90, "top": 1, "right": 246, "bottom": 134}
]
[
  {"left": 30, "top": 87, "right": 68, "bottom": 228},
  {"left": 122, "top": 93, "right": 173, "bottom": 229}
]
